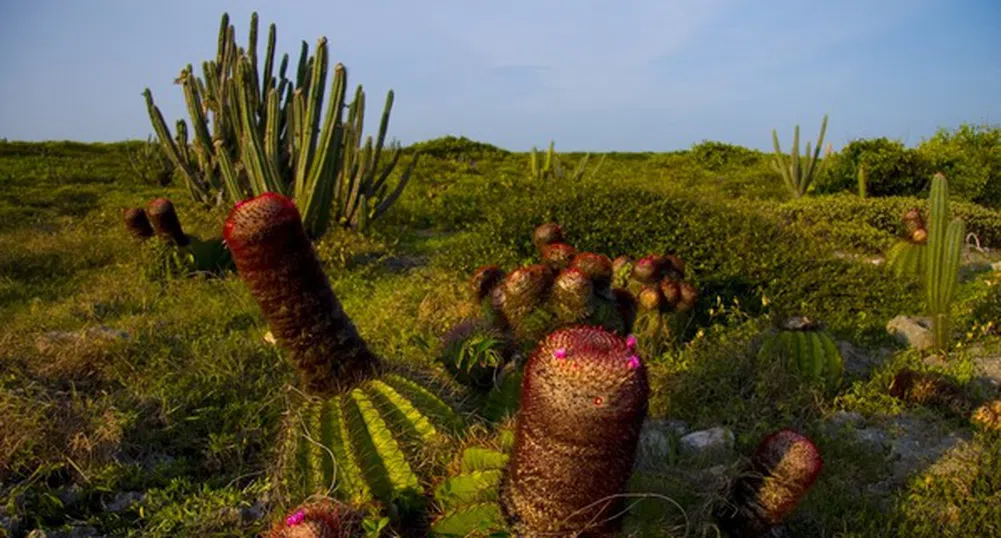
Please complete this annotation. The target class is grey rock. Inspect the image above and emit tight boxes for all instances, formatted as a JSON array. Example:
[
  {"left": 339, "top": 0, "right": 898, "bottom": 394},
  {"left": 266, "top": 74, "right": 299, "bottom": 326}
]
[
  {"left": 829, "top": 410, "right": 865, "bottom": 427},
  {"left": 973, "top": 353, "right": 1001, "bottom": 389},
  {"left": 854, "top": 427, "right": 889, "bottom": 447},
  {"left": 836, "top": 339, "right": 890, "bottom": 377},
  {"left": 678, "top": 427, "right": 735, "bottom": 458},
  {"left": 634, "top": 418, "right": 689, "bottom": 470},
  {"left": 886, "top": 315, "right": 935, "bottom": 351},
  {"left": 106, "top": 491, "right": 144, "bottom": 513}
]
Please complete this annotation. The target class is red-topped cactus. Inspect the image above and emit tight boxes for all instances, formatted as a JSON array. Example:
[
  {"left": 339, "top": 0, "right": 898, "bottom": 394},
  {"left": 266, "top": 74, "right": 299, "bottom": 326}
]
[
  {"left": 147, "top": 197, "right": 190, "bottom": 246},
  {"left": 715, "top": 429, "right": 823, "bottom": 538},
  {"left": 224, "top": 192, "right": 379, "bottom": 396},
  {"left": 532, "top": 222, "right": 564, "bottom": 249},
  {"left": 266, "top": 499, "right": 363, "bottom": 538},
  {"left": 540, "top": 242, "right": 577, "bottom": 270},
  {"left": 123, "top": 207, "right": 155, "bottom": 240},
  {"left": 572, "top": 252, "right": 614, "bottom": 292},
  {"left": 550, "top": 267, "right": 595, "bottom": 324},
  {"left": 502, "top": 326, "right": 649, "bottom": 535}
]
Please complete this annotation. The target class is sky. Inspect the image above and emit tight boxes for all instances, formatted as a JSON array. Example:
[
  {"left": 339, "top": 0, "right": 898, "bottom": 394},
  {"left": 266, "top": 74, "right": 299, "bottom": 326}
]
[{"left": 0, "top": 0, "right": 999, "bottom": 152}]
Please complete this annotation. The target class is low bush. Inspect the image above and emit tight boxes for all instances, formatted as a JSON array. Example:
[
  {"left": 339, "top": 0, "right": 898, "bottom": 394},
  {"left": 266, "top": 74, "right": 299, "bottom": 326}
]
[
  {"left": 817, "top": 138, "right": 933, "bottom": 197},
  {"left": 917, "top": 123, "right": 1001, "bottom": 209}
]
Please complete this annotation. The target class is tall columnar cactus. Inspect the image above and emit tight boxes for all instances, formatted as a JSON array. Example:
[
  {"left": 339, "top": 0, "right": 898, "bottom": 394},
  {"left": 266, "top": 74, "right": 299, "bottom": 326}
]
[
  {"left": 771, "top": 114, "right": 828, "bottom": 199},
  {"left": 502, "top": 326, "right": 649, "bottom": 535},
  {"left": 714, "top": 429, "right": 823, "bottom": 538},
  {"left": 281, "top": 372, "right": 464, "bottom": 516},
  {"left": 144, "top": 12, "right": 419, "bottom": 237},
  {"left": 887, "top": 207, "right": 928, "bottom": 278},
  {"left": 924, "top": 173, "right": 966, "bottom": 352},
  {"left": 224, "top": 192, "right": 379, "bottom": 395},
  {"left": 528, "top": 140, "right": 604, "bottom": 181}
]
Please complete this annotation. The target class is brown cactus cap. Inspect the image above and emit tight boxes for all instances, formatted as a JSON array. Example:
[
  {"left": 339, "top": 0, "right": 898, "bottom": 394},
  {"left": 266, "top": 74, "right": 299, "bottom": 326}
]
[
  {"left": 147, "top": 197, "right": 189, "bottom": 246},
  {"left": 571, "top": 252, "right": 613, "bottom": 287},
  {"left": 662, "top": 253, "right": 686, "bottom": 279},
  {"left": 637, "top": 286, "right": 663, "bottom": 311},
  {"left": 123, "top": 207, "right": 154, "bottom": 239},
  {"left": 533, "top": 222, "right": 564, "bottom": 248},
  {"left": 678, "top": 282, "right": 698, "bottom": 313},
  {"left": 631, "top": 255, "right": 663, "bottom": 284},
  {"left": 541, "top": 242, "right": 577, "bottom": 270},
  {"left": 659, "top": 279, "right": 681, "bottom": 309},
  {"left": 470, "top": 265, "right": 506, "bottom": 302}
]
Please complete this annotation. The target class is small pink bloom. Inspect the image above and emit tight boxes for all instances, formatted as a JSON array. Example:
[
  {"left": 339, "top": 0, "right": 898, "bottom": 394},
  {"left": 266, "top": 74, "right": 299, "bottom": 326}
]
[
  {"left": 627, "top": 356, "right": 641, "bottom": 369},
  {"left": 554, "top": 347, "right": 568, "bottom": 359},
  {"left": 626, "top": 335, "right": 637, "bottom": 350},
  {"left": 286, "top": 510, "right": 305, "bottom": 526}
]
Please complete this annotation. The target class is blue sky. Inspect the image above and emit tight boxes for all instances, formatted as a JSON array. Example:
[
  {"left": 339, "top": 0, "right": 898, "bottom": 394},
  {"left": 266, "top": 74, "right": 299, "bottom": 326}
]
[{"left": 0, "top": 0, "right": 998, "bottom": 151}]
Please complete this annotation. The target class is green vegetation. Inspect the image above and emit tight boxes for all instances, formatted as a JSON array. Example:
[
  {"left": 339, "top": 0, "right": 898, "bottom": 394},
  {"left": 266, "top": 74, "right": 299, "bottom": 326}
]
[
  {"left": 144, "top": 12, "right": 419, "bottom": 236},
  {"left": 2, "top": 120, "right": 1001, "bottom": 537},
  {"left": 924, "top": 173, "right": 966, "bottom": 352},
  {"left": 770, "top": 114, "right": 828, "bottom": 198}
]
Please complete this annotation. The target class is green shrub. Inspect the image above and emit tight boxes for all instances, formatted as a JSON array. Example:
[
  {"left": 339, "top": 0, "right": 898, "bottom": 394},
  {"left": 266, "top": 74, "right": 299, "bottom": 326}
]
[
  {"left": 406, "top": 136, "right": 510, "bottom": 160},
  {"left": 689, "top": 140, "right": 764, "bottom": 171},
  {"left": 817, "top": 138, "right": 933, "bottom": 197},
  {"left": 917, "top": 123, "right": 1001, "bottom": 208}
]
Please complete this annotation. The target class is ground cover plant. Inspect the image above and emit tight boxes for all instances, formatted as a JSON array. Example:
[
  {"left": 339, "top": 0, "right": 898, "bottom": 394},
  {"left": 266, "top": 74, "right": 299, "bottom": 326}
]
[{"left": 3, "top": 12, "right": 1001, "bottom": 538}]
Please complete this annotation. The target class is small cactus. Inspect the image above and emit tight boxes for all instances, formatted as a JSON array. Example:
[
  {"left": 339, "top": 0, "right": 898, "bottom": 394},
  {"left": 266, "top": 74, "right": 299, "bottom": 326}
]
[
  {"left": 224, "top": 192, "right": 379, "bottom": 396},
  {"left": 757, "top": 318, "right": 844, "bottom": 388},
  {"left": 532, "top": 222, "right": 564, "bottom": 249},
  {"left": 502, "top": 326, "right": 649, "bottom": 535},
  {"left": 439, "top": 319, "right": 512, "bottom": 389},
  {"left": 715, "top": 429, "right": 823, "bottom": 538},
  {"left": 266, "top": 499, "right": 363, "bottom": 538},
  {"left": 123, "top": 207, "right": 155, "bottom": 239},
  {"left": 146, "top": 198, "right": 190, "bottom": 246}
]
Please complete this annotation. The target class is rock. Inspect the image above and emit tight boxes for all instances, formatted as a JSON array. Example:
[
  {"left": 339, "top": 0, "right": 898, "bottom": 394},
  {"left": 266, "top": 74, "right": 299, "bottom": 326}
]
[
  {"left": 854, "top": 427, "right": 889, "bottom": 447},
  {"left": 828, "top": 410, "right": 865, "bottom": 428},
  {"left": 678, "top": 427, "right": 734, "bottom": 459},
  {"left": 34, "top": 326, "right": 129, "bottom": 355},
  {"left": 886, "top": 315, "right": 935, "bottom": 351},
  {"left": 634, "top": 418, "right": 689, "bottom": 470},
  {"left": 836, "top": 339, "right": 890, "bottom": 377},
  {"left": 106, "top": 491, "right": 144, "bottom": 513},
  {"left": 973, "top": 353, "right": 1001, "bottom": 389}
]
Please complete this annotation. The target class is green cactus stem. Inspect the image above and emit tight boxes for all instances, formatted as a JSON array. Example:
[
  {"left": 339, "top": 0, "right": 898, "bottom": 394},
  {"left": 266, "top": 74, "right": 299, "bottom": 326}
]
[
  {"left": 715, "top": 429, "right": 823, "bottom": 538},
  {"left": 224, "top": 192, "right": 379, "bottom": 395},
  {"left": 857, "top": 162, "right": 868, "bottom": 198},
  {"left": 924, "top": 173, "right": 966, "bottom": 352},
  {"left": 123, "top": 207, "right": 155, "bottom": 240},
  {"left": 771, "top": 114, "right": 828, "bottom": 199},
  {"left": 266, "top": 499, "right": 364, "bottom": 538},
  {"left": 502, "top": 326, "right": 649, "bottom": 536},
  {"left": 147, "top": 198, "right": 190, "bottom": 246}
]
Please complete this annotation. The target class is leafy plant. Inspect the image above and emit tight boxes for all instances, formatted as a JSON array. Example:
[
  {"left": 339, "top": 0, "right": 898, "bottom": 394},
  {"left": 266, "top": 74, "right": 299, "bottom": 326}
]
[
  {"left": 125, "top": 135, "right": 174, "bottom": 186},
  {"left": 770, "top": 114, "right": 828, "bottom": 198},
  {"left": 817, "top": 137, "right": 932, "bottom": 197},
  {"left": 917, "top": 123, "right": 1001, "bottom": 208},
  {"left": 144, "top": 12, "right": 419, "bottom": 237},
  {"left": 924, "top": 173, "right": 966, "bottom": 352}
]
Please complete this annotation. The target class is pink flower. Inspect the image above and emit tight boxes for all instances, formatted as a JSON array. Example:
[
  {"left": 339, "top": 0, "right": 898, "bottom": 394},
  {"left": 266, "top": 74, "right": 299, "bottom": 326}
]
[
  {"left": 626, "top": 335, "right": 637, "bottom": 350},
  {"left": 554, "top": 347, "right": 568, "bottom": 359},
  {"left": 626, "top": 356, "right": 641, "bottom": 369},
  {"left": 286, "top": 510, "right": 305, "bottom": 527}
]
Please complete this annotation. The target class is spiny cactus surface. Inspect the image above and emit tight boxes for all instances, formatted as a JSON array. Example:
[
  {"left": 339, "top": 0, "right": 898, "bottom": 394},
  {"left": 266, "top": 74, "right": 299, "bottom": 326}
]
[
  {"left": 757, "top": 320, "right": 844, "bottom": 388},
  {"left": 123, "top": 207, "right": 155, "bottom": 239},
  {"left": 266, "top": 499, "right": 364, "bottom": 538},
  {"left": 224, "top": 192, "right": 379, "bottom": 396},
  {"left": 715, "top": 429, "right": 823, "bottom": 538},
  {"left": 502, "top": 325, "right": 649, "bottom": 536}
]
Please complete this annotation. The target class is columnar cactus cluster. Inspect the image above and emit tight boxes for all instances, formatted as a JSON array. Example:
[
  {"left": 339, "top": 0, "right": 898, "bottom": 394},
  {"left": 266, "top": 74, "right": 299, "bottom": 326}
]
[{"left": 714, "top": 429, "right": 824, "bottom": 538}]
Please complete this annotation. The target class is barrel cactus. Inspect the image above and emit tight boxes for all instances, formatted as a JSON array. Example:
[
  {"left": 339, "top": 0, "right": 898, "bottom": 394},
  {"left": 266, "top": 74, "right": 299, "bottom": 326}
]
[
  {"left": 714, "top": 429, "right": 823, "bottom": 538},
  {"left": 123, "top": 207, "right": 155, "bottom": 240},
  {"left": 224, "top": 192, "right": 380, "bottom": 396},
  {"left": 757, "top": 318, "right": 844, "bottom": 388},
  {"left": 501, "top": 325, "right": 649, "bottom": 535},
  {"left": 147, "top": 197, "right": 190, "bottom": 246},
  {"left": 280, "top": 371, "right": 466, "bottom": 518}
]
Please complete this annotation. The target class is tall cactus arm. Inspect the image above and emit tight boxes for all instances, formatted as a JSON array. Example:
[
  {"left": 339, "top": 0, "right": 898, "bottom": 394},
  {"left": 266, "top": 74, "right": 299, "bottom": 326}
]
[{"left": 802, "top": 114, "right": 828, "bottom": 185}]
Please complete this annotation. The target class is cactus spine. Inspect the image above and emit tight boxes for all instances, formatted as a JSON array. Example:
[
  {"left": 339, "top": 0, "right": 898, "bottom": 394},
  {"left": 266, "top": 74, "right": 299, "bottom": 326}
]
[
  {"left": 144, "top": 12, "right": 419, "bottom": 237},
  {"left": 924, "top": 173, "right": 966, "bottom": 351},
  {"left": 771, "top": 114, "right": 828, "bottom": 199}
]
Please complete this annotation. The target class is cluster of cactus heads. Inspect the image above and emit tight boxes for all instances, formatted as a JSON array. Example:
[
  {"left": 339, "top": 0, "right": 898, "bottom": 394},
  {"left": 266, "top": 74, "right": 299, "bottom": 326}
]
[
  {"left": 902, "top": 207, "right": 928, "bottom": 244},
  {"left": 714, "top": 429, "right": 824, "bottom": 538},
  {"left": 502, "top": 326, "right": 649, "bottom": 536},
  {"left": 144, "top": 12, "right": 419, "bottom": 236},
  {"left": 757, "top": 317, "right": 844, "bottom": 389},
  {"left": 612, "top": 251, "right": 698, "bottom": 358},
  {"left": 266, "top": 499, "right": 363, "bottom": 538},
  {"left": 888, "top": 368, "right": 1000, "bottom": 431},
  {"left": 224, "top": 192, "right": 380, "bottom": 396}
]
